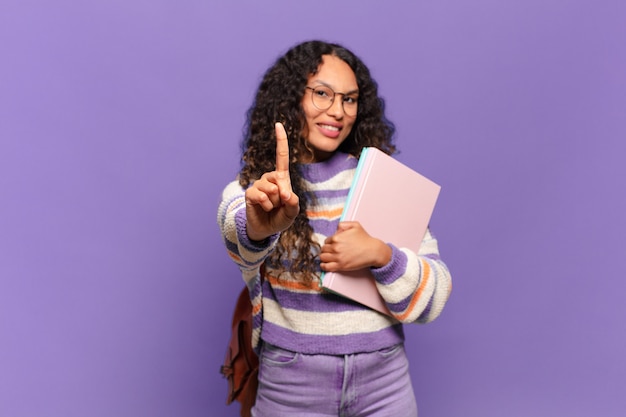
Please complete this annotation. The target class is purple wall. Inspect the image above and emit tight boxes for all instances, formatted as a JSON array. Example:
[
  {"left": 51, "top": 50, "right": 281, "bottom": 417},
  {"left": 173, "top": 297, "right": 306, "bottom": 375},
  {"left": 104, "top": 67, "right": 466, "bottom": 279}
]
[{"left": 2, "top": 1, "right": 625, "bottom": 416}]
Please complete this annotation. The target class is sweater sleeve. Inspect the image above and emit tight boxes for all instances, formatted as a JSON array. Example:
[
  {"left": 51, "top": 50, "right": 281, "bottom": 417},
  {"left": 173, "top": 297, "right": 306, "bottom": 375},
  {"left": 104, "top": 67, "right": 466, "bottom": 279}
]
[
  {"left": 370, "top": 228, "right": 452, "bottom": 324},
  {"left": 216, "top": 180, "right": 279, "bottom": 284}
]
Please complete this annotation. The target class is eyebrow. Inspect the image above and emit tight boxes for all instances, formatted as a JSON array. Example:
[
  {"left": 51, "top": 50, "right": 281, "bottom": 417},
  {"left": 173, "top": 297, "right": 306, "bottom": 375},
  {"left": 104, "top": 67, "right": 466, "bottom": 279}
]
[{"left": 311, "top": 80, "right": 359, "bottom": 95}]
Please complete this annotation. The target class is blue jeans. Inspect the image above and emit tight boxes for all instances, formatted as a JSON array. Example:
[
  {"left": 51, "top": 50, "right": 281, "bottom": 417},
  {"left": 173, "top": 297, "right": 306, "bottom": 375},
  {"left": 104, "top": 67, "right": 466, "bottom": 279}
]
[{"left": 252, "top": 343, "right": 418, "bottom": 417}]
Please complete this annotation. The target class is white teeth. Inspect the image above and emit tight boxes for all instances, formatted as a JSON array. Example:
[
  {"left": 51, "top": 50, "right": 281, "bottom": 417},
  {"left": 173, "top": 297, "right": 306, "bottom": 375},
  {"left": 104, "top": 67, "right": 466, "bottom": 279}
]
[{"left": 320, "top": 124, "right": 339, "bottom": 131}]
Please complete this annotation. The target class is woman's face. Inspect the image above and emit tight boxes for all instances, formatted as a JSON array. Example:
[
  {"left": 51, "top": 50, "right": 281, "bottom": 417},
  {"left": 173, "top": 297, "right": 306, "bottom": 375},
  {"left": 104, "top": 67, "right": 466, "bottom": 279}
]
[{"left": 301, "top": 54, "right": 358, "bottom": 162}]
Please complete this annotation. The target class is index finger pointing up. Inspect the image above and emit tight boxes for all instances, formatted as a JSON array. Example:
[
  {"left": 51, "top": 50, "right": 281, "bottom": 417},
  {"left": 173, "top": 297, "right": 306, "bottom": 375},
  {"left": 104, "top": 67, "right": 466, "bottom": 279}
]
[{"left": 275, "top": 122, "right": 290, "bottom": 172}]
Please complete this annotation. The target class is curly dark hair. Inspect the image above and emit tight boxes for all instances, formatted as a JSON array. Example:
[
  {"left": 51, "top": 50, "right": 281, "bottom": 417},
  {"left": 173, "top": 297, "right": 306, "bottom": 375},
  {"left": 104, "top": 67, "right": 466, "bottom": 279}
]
[{"left": 239, "top": 40, "right": 396, "bottom": 281}]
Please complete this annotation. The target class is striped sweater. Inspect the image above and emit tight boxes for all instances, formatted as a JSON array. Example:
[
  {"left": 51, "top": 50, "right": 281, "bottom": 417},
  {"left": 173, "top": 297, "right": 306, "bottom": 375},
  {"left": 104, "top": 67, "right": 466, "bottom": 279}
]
[{"left": 217, "top": 151, "right": 452, "bottom": 355}]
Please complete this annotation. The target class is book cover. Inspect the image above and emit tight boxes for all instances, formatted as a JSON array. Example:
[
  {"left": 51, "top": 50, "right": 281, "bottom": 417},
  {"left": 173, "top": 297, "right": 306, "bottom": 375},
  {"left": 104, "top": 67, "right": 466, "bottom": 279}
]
[{"left": 320, "top": 147, "right": 441, "bottom": 315}]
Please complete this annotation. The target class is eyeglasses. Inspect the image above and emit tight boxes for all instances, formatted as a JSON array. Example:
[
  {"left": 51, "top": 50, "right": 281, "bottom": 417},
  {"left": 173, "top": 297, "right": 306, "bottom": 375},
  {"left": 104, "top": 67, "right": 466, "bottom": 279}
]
[{"left": 305, "top": 85, "right": 359, "bottom": 117}]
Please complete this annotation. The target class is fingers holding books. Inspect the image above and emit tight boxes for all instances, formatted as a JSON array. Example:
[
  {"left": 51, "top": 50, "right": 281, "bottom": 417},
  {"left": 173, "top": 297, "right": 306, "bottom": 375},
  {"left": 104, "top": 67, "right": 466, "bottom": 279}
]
[{"left": 320, "top": 222, "right": 392, "bottom": 271}]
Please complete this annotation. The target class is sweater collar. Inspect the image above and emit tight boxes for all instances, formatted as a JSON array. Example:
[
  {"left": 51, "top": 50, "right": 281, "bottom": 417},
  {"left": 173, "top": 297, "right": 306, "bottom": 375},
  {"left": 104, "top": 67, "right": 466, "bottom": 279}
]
[{"left": 298, "top": 152, "right": 357, "bottom": 182}]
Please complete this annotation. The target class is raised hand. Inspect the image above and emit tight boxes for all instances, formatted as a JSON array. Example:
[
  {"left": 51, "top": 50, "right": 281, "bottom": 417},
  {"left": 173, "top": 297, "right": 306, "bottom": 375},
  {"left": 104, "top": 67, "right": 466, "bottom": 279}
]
[
  {"left": 244, "top": 123, "right": 300, "bottom": 241},
  {"left": 320, "top": 221, "right": 392, "bottom": 272}
]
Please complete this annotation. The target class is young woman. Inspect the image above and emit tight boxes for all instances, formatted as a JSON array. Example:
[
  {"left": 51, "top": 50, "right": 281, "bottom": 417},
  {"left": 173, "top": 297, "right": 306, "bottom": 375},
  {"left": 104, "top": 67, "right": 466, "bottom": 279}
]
[{"left": 218, "top": 40, "right": 452, "bottom": 417}]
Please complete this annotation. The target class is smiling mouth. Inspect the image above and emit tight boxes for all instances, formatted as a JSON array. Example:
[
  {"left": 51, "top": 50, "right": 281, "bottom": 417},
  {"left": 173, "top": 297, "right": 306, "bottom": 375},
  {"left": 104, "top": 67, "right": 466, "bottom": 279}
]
[{"left": 318, "top": 123, "right": 340, "bottom": 132}]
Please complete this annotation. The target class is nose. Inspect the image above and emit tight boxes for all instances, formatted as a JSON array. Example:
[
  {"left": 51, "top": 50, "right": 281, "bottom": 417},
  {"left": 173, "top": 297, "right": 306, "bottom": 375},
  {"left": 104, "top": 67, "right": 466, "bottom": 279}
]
[{"left": 326, "top": 97, "right": 345, "bottom": 118}]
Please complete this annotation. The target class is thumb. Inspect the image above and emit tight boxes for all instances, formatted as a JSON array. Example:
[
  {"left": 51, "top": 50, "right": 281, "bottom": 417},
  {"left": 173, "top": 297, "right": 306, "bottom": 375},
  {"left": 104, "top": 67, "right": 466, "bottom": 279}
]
[{"left": 336, "top": 221, "right": 357, "bottom": 233}]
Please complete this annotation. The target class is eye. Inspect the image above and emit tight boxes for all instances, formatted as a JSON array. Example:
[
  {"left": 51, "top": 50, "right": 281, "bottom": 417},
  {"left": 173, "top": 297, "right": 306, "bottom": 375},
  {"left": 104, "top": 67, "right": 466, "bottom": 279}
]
[
  {"left": 314, "top": 88, "right": 332, "bottom": 99},
  {"left": 343, "top": 95, "right": 358, "bottom": 104}
]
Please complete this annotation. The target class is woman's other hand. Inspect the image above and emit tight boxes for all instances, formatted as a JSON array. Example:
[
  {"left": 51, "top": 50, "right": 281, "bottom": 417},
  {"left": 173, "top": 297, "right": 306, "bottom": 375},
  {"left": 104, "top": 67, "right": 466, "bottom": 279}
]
[{"left": 320, "top": 221, "right": 392, "bottom": 272}]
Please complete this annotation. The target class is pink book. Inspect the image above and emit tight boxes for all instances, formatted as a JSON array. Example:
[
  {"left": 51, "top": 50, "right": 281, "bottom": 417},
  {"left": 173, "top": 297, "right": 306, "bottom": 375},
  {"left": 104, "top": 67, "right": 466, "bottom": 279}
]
[{"left": 320, "top": 147, "right": 441, "bottom": 315}]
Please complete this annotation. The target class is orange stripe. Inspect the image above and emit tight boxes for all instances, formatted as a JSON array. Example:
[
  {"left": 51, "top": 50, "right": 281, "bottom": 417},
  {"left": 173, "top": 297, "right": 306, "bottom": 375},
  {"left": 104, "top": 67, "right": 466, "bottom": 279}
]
[
  {"left": 228, "top": 252, "right": 243, "bottom": 264},
  {"left": 306, "top": 207, "right": 343, "bottom": 219},
  {"left": 396, "top": 260, "right": 430, "bottom": 322},
  {"left": 266, "top": 274, "right": 322, "bottom": 292}
]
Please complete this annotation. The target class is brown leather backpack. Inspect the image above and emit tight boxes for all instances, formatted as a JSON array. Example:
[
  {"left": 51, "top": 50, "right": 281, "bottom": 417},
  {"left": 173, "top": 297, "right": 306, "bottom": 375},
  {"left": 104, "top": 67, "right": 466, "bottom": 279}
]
[{"left": 220, "top": 285, "right": 259, "bottom": 417}]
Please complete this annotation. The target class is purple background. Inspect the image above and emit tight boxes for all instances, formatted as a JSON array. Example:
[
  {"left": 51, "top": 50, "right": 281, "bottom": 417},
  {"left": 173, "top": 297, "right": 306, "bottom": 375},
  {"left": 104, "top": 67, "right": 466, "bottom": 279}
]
[{"left": 1, "top": 1, "right": 625, "bottom": 416}]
